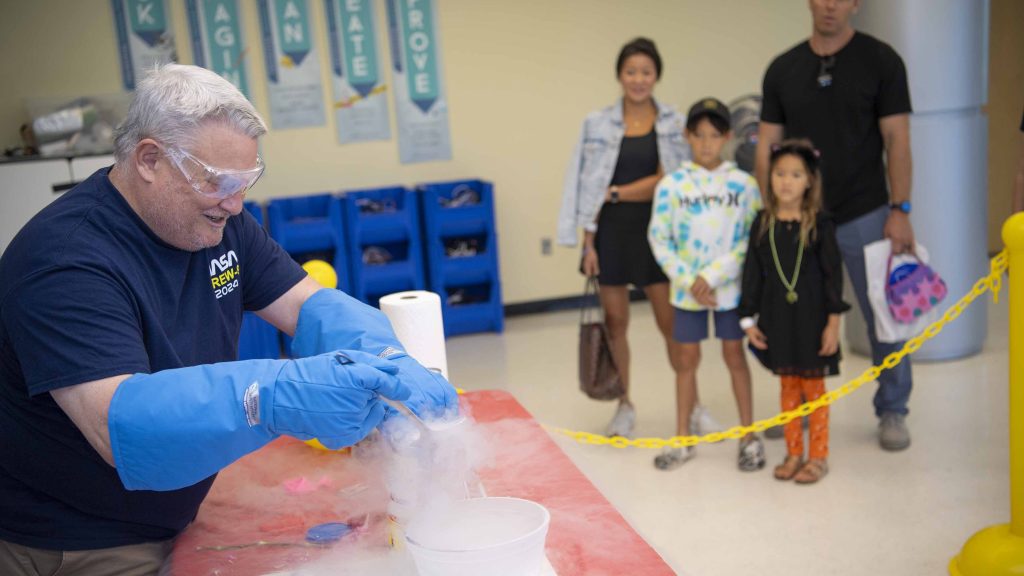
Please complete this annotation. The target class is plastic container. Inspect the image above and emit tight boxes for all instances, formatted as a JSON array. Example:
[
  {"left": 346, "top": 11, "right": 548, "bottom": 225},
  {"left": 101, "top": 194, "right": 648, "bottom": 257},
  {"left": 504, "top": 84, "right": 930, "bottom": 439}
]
[{"left": 404, "top": 497, "right": 550, "bottom": 576}]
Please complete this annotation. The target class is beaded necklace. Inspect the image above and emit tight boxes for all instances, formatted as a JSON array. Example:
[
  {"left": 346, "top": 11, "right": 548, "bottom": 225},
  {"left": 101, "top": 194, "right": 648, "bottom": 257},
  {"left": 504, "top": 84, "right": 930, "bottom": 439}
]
[{"left": 769, "top": 219, "right": 803, "bottom": 304}]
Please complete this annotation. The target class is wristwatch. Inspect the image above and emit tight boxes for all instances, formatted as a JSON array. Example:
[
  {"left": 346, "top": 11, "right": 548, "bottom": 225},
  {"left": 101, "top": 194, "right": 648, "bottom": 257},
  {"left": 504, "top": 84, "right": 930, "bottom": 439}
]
[
  {"left": 889, "top": 201, "right": 911, "bottom": 214},
  {"left": 609, "top": 186, "right": 620, "bottom": 204}
]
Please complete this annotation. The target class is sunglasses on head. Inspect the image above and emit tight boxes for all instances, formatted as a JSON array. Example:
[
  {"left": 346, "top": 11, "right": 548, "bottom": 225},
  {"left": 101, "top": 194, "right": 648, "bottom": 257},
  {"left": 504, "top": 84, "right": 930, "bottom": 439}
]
[
  {"left": 817, "top": 55, "right": 836, "bottom": 89},
  {"left": 163, "top": 146, "right": 265, "bottom": 200}
]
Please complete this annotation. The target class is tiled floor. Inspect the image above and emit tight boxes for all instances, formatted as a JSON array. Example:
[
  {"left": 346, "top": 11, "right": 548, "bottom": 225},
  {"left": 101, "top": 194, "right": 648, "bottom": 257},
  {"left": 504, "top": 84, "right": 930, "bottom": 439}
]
[{"left": 446, "top": 295, "right": 1010, "bottom": 575}]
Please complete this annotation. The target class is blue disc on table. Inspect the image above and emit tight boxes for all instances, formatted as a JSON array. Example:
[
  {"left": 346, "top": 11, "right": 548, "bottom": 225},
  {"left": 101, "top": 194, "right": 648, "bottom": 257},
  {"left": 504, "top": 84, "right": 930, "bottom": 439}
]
[{"left": 305, "top": 522, "right": 352, "bottom": 543}]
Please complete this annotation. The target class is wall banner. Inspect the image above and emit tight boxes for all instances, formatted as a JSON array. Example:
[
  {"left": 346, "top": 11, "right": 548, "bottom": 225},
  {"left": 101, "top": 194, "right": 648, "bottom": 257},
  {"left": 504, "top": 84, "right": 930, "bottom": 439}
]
[
  {"left": 257, "top": 0, "right": 326, "bottom": 129},
  {"left": 385, "top": 0, "right": 451, "bottom": 163},
  {"left": 325, "top": 0, "right": 391, "bottom": 144},
  {"left": 112, "top": 0, "right": 178, "bottom": 90},
  {"left": 186, "top": 0, "right": 251, "bottom": 98}
]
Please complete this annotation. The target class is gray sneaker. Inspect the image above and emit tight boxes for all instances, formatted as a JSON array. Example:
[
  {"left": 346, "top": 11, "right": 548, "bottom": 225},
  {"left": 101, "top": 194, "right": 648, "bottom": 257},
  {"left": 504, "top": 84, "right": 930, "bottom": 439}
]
[
  {"left": 689, "top": 404, "right": 723, "bottom": 436},
  {"left": 738, "top": 435, "right": 766, "bottom": 471},
  {"left": 654, "top": 446, "right": 695, "bottom": 470},
  {"left": 606, "top": 402, "right": 636, "bottom": 438},
  {"left": 879, "top": 412, "right": 911, "bottom": 451}
]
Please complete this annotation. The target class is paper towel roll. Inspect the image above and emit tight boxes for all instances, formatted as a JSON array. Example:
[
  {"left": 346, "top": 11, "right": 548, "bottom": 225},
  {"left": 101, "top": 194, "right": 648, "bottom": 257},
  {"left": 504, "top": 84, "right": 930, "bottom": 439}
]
[{"left": 379, "top": 291, "right": 448, "bottom": 379}]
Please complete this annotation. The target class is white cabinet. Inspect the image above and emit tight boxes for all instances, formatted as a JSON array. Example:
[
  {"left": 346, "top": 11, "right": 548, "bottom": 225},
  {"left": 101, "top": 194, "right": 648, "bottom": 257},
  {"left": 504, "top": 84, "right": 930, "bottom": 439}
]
[
  {"left": 70, "top": 155, "right": 115, "bottom": 181},
  {"left": 0, "top": 155, "right": 115, "bottom": 256},
  {"left": 0, "top": 160, "right": 72, "bottom": 255}
]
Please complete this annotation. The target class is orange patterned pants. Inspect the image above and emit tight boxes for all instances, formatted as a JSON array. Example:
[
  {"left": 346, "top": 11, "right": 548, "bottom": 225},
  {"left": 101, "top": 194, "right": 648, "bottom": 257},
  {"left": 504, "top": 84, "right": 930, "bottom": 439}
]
[{"left": 780, "top": 375, "right": 829, "bottom": 459}]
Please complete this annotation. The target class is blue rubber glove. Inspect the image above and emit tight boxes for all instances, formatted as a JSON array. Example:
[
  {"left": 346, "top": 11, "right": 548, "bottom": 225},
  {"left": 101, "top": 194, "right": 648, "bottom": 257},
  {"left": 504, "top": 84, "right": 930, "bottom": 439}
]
[
  {"left": 292, "top": 288, "right": 458, "bottom": 419},
  {"left": 108, "top": 350, "right": 409, "bottom": 491},
  {"left": 388, "top": 354, "right": 459, "bottom": 419}
]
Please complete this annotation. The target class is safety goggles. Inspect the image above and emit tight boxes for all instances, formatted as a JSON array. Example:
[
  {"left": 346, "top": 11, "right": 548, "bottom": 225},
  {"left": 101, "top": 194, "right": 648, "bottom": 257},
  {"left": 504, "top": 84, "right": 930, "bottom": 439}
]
[{"left": 164, "top": 146, "right": 265, "bottom": 200}]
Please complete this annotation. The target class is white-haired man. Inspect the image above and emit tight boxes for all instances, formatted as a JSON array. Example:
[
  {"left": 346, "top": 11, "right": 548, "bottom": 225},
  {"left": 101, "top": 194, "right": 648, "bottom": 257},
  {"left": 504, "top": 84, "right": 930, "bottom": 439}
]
[{"left": 0, "top": 64, "right": 456, "bottom": 575}]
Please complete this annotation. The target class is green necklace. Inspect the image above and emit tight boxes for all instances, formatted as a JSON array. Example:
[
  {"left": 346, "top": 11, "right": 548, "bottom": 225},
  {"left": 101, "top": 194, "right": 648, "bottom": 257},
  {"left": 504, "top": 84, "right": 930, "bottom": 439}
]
[{"left": 769, "top": 219, "right": 803, "bottom": 304}]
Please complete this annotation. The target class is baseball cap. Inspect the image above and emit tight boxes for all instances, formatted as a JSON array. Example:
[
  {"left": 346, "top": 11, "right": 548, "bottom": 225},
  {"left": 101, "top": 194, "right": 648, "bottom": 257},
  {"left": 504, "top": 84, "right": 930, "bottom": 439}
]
[{"left": 686, "top": 97, "right": 731, "bottom": 130}]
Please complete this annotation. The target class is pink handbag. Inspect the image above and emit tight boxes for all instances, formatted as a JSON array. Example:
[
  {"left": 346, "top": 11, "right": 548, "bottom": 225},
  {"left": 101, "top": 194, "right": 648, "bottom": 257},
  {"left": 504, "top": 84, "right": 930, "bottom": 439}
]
[{"left": 885, "top": 254, "right": 948, "bottom": 324}]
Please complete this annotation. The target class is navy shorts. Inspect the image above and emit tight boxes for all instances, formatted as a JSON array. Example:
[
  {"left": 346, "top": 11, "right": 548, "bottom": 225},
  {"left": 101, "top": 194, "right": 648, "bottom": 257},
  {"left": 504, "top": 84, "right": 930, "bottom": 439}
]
[{"left": 672, "top": 308, "right": 743, "bottom": 343}]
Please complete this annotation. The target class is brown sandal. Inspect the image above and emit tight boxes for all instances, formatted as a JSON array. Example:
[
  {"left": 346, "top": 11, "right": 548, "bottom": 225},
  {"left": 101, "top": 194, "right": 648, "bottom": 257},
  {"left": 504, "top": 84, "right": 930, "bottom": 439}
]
[
  {"left": 794, "top": 458, "right": 829, "bottom": 484},
  {"left": 773, "top": 455, "right": 803, "bottom": 481}
]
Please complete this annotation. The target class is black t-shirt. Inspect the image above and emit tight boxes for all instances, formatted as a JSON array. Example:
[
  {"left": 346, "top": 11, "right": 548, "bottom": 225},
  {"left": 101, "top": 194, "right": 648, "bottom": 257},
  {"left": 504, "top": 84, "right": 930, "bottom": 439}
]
[
  {"left": 0, "top": 168, "right": 305, "bottom": 550},
  {"left": 610, "top": 128, "right": 660, "bottom": 187},
  {"left": 761, "top": 32, "right": 912, "bottom": 224}
]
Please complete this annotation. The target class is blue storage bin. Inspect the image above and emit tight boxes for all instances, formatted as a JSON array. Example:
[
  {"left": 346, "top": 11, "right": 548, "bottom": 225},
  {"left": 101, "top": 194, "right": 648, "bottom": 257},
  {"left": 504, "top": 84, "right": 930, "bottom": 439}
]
[
  {"left": 238, "top": 310, "right": 281, "bottom": 360},
  {"left": 266, "top": 194, "right": 351, "bottom": 294},
  {"left": 418, "top": 179, "right": 503, "bottom": 336},
  {"left": 340, "top": 186, "right": 425, "bottom": 306},
  {"left": 237, "top": 200, "right": 280, "bottom": 359},
  {"left": 243, "top": 200, "right": 265, "bottom": 225}
]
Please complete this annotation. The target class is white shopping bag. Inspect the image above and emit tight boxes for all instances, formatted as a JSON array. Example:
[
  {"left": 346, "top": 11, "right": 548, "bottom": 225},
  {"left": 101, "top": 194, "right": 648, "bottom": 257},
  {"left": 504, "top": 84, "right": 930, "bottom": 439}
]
[{"left": 864, "top": 239, "right": 937, "bottom": 343}]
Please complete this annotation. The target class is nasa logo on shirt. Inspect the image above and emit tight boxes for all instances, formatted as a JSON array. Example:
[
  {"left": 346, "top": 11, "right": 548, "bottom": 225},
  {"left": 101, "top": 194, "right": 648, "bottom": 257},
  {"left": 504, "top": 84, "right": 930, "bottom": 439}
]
[{"left": 209, "top": 250, "right": 241, "bottom": 299}]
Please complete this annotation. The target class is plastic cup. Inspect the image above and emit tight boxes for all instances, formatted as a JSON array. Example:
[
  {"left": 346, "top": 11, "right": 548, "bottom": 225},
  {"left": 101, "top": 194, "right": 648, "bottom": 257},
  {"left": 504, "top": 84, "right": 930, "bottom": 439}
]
[{"left": 404, "top": 497, "right": 550, "bottom": 576}]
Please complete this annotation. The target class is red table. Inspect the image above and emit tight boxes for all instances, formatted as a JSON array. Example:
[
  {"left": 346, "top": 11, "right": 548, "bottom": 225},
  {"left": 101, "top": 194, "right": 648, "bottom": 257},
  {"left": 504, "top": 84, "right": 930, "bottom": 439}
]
[{"left": 168, "top": 390, "right": 673, "bottom": 575}]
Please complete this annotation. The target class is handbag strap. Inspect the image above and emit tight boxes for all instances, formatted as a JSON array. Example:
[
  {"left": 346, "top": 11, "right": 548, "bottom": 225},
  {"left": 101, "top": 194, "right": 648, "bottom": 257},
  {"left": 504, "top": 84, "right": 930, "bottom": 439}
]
[
  {"left": 580, "top": 276, "right": 602, "bottom": 325},
  {"left": 886, "top": 250, "right": 923, "bottom": 284}
]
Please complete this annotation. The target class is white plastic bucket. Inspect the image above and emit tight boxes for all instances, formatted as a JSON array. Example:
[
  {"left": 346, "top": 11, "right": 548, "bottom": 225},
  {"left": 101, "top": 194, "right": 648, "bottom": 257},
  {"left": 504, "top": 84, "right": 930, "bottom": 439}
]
[{"left": 404, "top": 497, "right": 551, "bottom": 576}]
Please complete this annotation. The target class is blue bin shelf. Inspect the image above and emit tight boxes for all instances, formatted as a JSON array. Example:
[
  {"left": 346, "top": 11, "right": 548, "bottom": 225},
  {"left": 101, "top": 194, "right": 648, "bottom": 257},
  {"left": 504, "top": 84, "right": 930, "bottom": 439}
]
[
  {"left": 244, "top": 200, "right": 265, "bottom": 225},
  {"left": 418, "top": 179, "right": 503, "bottom": 336},
  {"left": 266, "top": 193, "right": 351, "bottom": 294},
  {"left": 237, "top": 201, "right": 280, "bottom": 359},
  {"left": 340, "top": 186, "right": 426, "bottom": 305},
  {"left": 238, "top": 310, "right": 281, "bottom": 360}
]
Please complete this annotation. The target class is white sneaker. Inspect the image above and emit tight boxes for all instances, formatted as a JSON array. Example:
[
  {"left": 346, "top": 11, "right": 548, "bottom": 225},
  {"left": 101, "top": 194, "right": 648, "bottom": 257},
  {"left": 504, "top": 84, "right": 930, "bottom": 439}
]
[
  {"left": 689, "top": 404, "right": 723, "bottom": 436},
  {"left": 606, "top": 402, "right": 636, "bottom": 438}
]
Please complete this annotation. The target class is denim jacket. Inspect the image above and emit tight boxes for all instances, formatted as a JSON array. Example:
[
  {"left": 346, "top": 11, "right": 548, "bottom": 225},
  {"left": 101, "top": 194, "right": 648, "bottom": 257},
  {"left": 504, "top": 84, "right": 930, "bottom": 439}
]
[{"left": 557, "top": 99, "right": 688, "bottom": 247}]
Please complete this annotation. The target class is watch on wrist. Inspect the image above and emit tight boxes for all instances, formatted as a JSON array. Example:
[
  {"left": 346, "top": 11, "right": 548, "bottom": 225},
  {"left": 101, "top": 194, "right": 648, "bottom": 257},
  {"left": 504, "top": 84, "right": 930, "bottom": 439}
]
[
  {"left": 609, "top": 186, "right": 620, "bottom": 204},
  {"left": 889, "top": 200, "right": 911, "bottom": 214}
]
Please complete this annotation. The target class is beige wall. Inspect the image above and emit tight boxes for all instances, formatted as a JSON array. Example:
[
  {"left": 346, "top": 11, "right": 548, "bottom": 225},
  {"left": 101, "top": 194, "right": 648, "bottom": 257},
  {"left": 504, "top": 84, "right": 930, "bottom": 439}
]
[
  {"left": 0, "top": 0, "right": 808, "bottom": 304},
  {"left": 987, "top": 0, "right": 1024, "bottom": 252},
  {"left": 2, "top": 1, "right": 1017, "bottom": 302}
]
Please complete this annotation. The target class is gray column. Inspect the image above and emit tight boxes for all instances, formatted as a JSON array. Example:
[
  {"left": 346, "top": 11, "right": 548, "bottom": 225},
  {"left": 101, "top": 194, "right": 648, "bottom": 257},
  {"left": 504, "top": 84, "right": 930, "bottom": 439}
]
[{"left": 846, "top": 0, "right": 989, "bottom": 360}]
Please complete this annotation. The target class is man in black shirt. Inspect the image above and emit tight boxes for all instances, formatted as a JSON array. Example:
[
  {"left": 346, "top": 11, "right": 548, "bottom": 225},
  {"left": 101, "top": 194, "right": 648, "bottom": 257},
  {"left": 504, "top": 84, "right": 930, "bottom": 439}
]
[{"left": 755, "top": 0, "right": 915, "bottom": 451}]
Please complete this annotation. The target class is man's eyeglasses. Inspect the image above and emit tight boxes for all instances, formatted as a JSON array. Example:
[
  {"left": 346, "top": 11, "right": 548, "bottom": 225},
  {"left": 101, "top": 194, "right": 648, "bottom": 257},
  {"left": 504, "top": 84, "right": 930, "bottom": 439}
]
[
  {"left": 163, "top": 146, "right": 265, "bottom": 200},
  {"left": 817, "top": 55, "right": 836, "bottom": 89}
]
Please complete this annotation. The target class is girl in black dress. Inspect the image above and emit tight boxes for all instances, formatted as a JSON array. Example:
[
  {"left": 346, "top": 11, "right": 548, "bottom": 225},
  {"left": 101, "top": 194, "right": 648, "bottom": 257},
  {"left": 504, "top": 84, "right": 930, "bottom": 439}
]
[{"left": 738, "top": 140, "right": 849, "bottom": 484}]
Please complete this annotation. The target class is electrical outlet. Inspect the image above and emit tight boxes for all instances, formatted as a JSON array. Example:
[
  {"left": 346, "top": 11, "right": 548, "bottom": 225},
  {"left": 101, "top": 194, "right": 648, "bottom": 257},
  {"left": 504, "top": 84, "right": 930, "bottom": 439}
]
[{"left": 541, "top": 237, "right": 552, "bottom": 256}]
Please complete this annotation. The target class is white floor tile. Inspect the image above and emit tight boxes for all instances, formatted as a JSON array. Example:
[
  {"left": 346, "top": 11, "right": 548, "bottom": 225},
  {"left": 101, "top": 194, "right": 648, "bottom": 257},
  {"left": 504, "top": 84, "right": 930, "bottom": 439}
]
[{"left": 446, "top": 295, "right": 1010, "bottom": 575}]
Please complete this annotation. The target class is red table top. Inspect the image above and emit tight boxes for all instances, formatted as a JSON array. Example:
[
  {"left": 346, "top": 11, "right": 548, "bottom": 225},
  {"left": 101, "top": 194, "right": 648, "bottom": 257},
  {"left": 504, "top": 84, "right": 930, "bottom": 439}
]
[{"left": 168, "top": 390, "right": 673, "bottom": 575}]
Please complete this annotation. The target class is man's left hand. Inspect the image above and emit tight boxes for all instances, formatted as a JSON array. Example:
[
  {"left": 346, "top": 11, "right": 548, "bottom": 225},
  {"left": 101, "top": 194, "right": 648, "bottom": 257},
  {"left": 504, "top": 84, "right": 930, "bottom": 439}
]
[
  {"left": 884, "top": 210, "right": 915, "bottom": 254},
  {"left": 388, "top": 354, "right": 459, "bottom": 419}
]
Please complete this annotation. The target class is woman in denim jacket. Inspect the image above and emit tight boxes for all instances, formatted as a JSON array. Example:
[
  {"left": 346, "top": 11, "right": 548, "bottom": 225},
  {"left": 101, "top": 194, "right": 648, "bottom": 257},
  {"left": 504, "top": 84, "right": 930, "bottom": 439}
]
[{"left": 558, "top": 38, "right": 712, "bottom": 438}]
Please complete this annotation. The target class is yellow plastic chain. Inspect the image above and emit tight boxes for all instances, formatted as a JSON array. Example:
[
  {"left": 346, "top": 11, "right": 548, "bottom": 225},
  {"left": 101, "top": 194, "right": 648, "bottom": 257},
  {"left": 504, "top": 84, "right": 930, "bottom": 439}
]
[{"left": 547, "top": 250, "right": 1009, "bottom": 449}]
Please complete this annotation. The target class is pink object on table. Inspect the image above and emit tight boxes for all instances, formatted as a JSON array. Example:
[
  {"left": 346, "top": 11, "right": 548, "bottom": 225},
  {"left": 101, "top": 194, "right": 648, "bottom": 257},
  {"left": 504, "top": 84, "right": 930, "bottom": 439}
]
[{"left": 282, "top": 476, "right": 334, "bottom": 494}]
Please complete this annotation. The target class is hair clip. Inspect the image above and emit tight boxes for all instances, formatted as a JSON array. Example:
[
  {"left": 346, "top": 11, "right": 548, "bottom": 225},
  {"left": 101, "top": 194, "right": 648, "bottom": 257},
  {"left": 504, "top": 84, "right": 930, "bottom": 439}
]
[
  {"left": 770, "top": 143, "right": 781, "bottom": 153},
  {"left": 812, "top": 149, "right": 821, "bottom": 159}
]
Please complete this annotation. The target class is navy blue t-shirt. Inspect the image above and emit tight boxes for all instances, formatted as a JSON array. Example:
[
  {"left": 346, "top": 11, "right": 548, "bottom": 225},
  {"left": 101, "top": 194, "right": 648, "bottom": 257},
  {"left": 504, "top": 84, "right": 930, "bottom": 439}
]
[{"left": 0, "top": 167, "right": 305, "bottom": 550}]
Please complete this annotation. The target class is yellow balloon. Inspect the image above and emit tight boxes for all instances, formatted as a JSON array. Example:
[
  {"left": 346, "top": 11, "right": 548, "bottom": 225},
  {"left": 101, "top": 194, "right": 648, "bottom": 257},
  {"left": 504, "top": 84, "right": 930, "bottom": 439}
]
[
  {"left": 302, "top": 260, "right": 337, "bottom": 289},
  {"left": 304, "top": 438, "right": 350, "bottom": 453}
]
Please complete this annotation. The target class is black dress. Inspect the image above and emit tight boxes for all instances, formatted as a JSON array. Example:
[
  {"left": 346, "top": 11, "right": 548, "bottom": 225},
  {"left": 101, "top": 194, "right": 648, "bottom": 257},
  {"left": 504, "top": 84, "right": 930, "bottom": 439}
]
[
  {"left": 594, "top": 129, "right": 669, "bottom": 288},
  {"left": 738, "top": 212, "right": 850, "bottom": 377}
]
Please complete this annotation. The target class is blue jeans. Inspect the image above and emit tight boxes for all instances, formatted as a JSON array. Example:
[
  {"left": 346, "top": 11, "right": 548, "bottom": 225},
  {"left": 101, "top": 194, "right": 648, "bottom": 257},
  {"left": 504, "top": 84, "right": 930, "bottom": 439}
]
[{"left": 835, "top": 205, "right": 912, "bottom": 417}]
